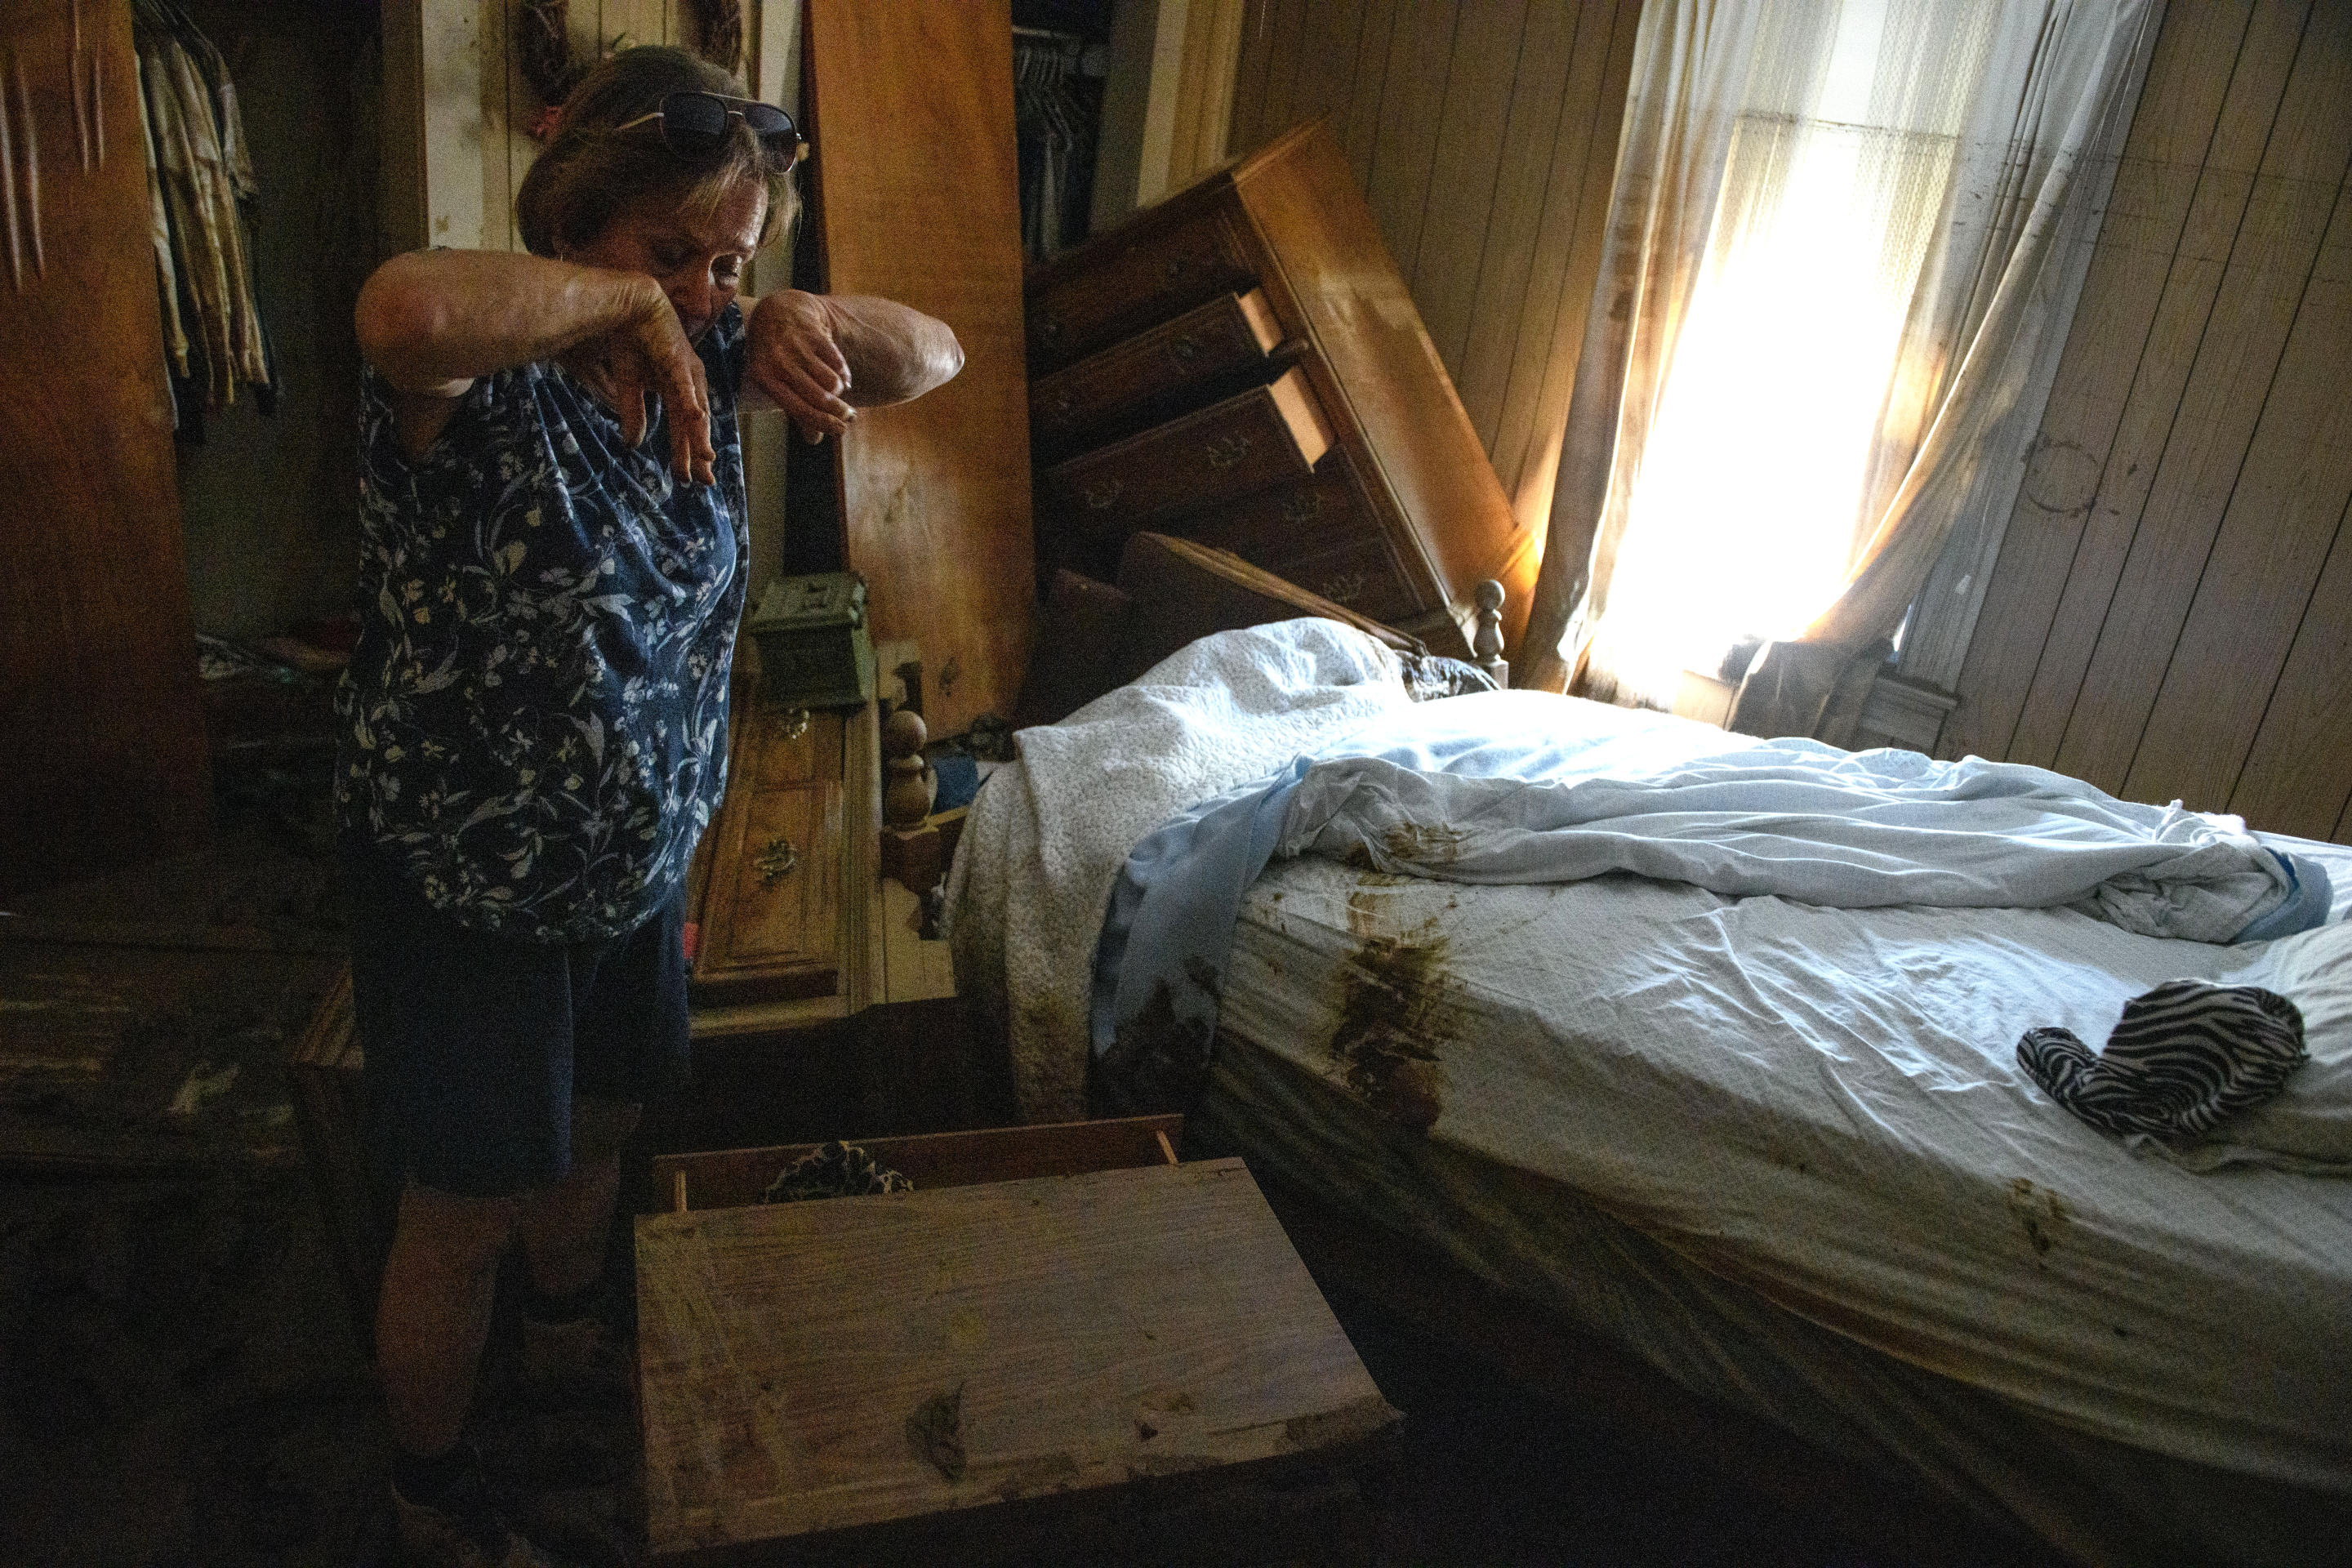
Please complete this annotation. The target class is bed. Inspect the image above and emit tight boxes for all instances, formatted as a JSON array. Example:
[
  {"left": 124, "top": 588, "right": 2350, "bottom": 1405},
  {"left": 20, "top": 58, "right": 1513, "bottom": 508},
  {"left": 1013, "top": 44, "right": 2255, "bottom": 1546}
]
[{"left": 944, "top": 619, "right": 2352, "bottom": 1567}]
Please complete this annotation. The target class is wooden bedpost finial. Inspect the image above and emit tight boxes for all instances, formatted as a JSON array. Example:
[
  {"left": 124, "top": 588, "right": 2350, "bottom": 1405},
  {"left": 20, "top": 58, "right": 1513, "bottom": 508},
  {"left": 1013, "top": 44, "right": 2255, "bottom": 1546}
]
[
  {"left": 882, "top": 708, "right": 935, "bottom": 831},
  {"left": 1472, "top": 580, "right": 1509, "bottom": 689}
]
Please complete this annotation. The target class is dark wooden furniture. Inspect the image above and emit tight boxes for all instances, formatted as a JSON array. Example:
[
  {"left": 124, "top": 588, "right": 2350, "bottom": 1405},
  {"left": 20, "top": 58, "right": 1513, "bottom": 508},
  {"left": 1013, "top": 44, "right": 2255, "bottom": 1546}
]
[
  {"left": 635, "top": 1156, "right": 1400, "bottom": 1566},
  {"left": 1, "top": 0, "right": 212, "bottom": 893},
  {"left": 1024, "top": 119, "right": 1538, "bottom": 658}
]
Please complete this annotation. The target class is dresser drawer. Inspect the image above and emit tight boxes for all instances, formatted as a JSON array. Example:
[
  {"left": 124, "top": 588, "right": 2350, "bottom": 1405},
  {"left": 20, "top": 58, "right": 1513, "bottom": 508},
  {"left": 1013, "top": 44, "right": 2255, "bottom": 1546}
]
[
  {"left": 736, "top": 700, "right": 835, "bottom": 787},
  {"left": 1042, "top": 366, "right": 1334, "bottom": 541},
  {"left": 1185, "top": 462, "right": 1424, "bottom": 626},
  {"left": 1029, "top": 289, "right": 1285, "bottom": 455},
  {"left": 1026, "top": 207, "right": 1258, "bottom": 372},
  {"left": 691, "top": 772, "right": 845, "bottom": 1005}
]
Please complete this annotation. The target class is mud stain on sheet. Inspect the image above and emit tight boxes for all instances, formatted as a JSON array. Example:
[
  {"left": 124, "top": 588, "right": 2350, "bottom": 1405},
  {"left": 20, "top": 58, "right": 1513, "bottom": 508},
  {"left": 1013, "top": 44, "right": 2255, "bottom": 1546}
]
[
  {"left": 2006, "top": 1178, "right": 2070, "bottom": 1264},
  {"left": 1382, "top": 821, "right": 1466, "bottom": 865},
  {"left": 1329, "top": 888, "right": 1460, "bottom": 1132}
]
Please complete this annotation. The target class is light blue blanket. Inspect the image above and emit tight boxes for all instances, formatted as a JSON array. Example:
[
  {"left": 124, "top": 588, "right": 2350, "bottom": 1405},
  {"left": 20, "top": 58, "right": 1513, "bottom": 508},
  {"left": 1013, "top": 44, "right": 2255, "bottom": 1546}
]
[{"left": 1089, "top": 691, "right": 2331, "bottom": 1104}]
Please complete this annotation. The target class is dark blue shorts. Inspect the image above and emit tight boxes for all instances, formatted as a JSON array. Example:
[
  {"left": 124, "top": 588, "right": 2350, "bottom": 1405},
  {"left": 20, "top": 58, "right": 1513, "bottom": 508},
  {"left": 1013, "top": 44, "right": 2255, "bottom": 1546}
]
[{"left": 340, "top": 835, "right": 690, "bottom": 1199}]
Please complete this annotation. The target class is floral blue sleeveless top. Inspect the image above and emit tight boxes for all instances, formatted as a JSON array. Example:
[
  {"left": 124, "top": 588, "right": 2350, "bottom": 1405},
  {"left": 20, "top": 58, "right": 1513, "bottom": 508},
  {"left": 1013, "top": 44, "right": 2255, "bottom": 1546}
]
[{"left": 335, "top": 302, "right": 750, "bottom": 943}]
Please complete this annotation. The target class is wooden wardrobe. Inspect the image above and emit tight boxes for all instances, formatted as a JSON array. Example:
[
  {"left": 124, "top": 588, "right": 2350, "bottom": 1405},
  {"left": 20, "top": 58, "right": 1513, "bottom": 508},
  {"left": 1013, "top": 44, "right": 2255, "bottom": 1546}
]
[{"left": 0, "top": 0, "right": 212, "bottom": 892}]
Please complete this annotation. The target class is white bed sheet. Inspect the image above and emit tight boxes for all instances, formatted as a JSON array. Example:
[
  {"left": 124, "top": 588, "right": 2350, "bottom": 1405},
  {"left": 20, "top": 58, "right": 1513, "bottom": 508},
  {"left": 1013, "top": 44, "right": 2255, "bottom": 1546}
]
[{"left": 1205, "top": 849, "right": 2352, "bottom": 1512}]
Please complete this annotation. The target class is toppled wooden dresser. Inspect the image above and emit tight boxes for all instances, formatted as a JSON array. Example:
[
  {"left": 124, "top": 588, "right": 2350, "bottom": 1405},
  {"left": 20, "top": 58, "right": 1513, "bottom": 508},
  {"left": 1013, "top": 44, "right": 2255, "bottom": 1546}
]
[{"left": 1025, "top": 118, "right": 1536, "bottom": 658}]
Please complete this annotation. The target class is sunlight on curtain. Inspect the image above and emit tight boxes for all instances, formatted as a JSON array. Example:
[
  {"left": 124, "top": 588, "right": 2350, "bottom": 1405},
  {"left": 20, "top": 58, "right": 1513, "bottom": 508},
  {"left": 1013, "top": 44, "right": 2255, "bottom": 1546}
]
[{"left": 1583, "top": 0, "right": 1999, "bottom": 708}]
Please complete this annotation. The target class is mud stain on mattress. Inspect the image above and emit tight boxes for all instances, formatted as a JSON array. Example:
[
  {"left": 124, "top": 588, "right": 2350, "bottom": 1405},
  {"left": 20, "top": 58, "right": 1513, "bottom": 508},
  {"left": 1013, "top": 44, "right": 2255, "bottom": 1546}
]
[
  {"left": 1382, "top": 821, "right": 1466, "bottom": 865},
  {"left": 1329, "top": 901, "right": 1459, "bottom": 1132},
  {"left": 1096, "top": 961, "right": 1222, "bottom": 1115},
  {"left": 2006, "top": 1178, "right": 2070, "bottom": 1264}
]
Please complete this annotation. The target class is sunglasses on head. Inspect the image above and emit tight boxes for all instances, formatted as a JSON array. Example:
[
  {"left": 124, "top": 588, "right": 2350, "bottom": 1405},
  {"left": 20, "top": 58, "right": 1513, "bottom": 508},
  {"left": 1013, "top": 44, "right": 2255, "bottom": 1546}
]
[{"left": 615, "top": 91, "right": 808, "bottom": 165}]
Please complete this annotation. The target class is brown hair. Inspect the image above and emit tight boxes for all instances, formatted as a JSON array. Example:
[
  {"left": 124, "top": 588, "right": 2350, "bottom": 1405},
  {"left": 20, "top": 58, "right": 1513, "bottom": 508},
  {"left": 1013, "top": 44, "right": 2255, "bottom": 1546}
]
[{"left": 514, "top": 45, "right": 799, "bottom": 258}]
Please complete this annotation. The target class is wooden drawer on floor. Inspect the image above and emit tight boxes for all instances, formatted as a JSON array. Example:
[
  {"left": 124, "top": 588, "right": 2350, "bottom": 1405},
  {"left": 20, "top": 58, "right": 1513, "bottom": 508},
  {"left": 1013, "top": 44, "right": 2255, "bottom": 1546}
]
[
  {"left": 1041, "top": 366, "right": 1334, "bottom": 541},
  {"left": 651, "top": 1112, "right": 1183, "bottom": 1212},
  {"left": 1029, "top": 288, "right": 1285, "bottom": 456}
]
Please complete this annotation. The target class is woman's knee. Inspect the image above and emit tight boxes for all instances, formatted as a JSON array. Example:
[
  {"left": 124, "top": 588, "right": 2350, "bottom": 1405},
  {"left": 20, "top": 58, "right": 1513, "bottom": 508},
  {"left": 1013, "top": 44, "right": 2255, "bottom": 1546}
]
[{"left": 570, "top": 1096, "right": 643, "bottom": 1167}]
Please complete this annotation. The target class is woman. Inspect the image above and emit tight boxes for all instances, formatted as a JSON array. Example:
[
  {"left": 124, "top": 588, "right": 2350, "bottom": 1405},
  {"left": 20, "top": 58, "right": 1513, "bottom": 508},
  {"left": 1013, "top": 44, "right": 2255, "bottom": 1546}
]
[{"left": 339, "top": 46, "right": 960, "bottom": 1566}]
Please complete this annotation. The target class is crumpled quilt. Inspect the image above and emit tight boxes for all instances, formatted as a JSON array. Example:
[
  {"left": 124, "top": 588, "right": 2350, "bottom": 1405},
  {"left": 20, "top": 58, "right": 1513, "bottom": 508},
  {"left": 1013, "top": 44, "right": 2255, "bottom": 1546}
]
[
  {"left": 1093, "top": 689, "right": 2332, "bottom": 1112},
  {"left": 943, "top": 620, "right": 1417, "bottom": 1124}
]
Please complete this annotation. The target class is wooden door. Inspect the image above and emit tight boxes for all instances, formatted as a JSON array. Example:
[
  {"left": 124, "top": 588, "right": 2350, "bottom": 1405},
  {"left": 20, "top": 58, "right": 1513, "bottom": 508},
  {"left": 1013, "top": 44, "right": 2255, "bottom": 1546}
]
[
  {"left": 0, "top": 0, "right": 211, "bottom": 891},
  {"left": 802, "top": 0, "right": 1034, "bottom": 738}
]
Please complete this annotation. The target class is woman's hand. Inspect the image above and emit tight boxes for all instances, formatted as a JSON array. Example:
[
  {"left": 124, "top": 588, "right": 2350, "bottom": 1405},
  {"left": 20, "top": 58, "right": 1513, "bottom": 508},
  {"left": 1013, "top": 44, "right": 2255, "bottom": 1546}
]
[
  {"left": 354, "top": 251, "right": 722, "bottom": 481},
  {"left": 567, "top": 280, "right": 719, "bottom": 485},
  {"left": 746, "top": 290, "right": 858, "bottom": 444}
]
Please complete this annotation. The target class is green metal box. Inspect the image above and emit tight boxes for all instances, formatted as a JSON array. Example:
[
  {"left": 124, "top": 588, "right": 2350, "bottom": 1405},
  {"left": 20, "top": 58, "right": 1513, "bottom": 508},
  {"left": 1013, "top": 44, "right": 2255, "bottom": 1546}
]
[{"left": 745, "top": 572, "right": 876, "bottom": 710}]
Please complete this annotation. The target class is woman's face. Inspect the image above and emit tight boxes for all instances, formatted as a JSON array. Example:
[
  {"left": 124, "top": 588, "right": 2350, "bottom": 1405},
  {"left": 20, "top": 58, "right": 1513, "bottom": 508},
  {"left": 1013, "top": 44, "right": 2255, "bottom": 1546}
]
[{"left": 568, "top": 176, "right": 768, "bottom": 343}]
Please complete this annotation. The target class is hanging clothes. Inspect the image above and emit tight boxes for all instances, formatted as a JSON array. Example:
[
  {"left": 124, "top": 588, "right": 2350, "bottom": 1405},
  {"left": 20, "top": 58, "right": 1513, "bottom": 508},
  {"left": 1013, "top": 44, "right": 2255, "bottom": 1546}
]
[
  {"left": 1013, "top": 31, "right": 1092, "bottom": 262},
  {"left": 132, "top": 0, "right": 271, "bottom": 421},
  {"left": 133, "top": 51, "right": 189, "bottom": 385}
]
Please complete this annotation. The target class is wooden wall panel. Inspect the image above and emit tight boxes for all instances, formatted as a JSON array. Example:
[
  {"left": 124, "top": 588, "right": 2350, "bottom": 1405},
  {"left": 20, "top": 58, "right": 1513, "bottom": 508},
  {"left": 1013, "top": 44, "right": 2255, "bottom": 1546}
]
[
  {"left": 1223, "top": 0, "right": 1637, "bottom": 531},
  {"left": 1943, "top": 0, "right": 2352, "bottom": 837},
  {"left": 1365, "top": 0, "right": 1459, "bottom": 282},
  {"left": 1940, "top": 0, "right": 2257, "bottom": 763},
  {"left": 2051, "top": 3, "right": 2352, "bottom": 791},
  {"left": 2127, "top": 180, "right": 2352, "bottom": 809},
  {"left": 2005, "top": 0, "right": 2307, "bottom": 770},
  {"left": 1413, "top": 0, "right": 1527, "bottom": 372}
]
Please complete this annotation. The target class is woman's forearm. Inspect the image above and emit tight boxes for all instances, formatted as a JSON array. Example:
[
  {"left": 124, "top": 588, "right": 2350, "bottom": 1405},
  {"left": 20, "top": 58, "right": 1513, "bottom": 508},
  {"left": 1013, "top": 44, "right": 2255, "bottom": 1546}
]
[
  {"left": 354, "top": 249, "right": 664, "bottom": 395},
  {"left": 822, "top": 294, "right": 964, "bottom": 407}
]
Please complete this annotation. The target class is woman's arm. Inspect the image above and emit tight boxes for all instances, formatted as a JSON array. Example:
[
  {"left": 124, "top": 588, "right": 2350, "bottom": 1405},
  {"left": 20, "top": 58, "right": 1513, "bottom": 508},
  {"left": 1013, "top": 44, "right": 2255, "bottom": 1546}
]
[
  {"left": 354, "top": 249, "right": 716, "bottom": 483},
  {"left": 743, "top": 290, "right": 964, "bottom": 442}
]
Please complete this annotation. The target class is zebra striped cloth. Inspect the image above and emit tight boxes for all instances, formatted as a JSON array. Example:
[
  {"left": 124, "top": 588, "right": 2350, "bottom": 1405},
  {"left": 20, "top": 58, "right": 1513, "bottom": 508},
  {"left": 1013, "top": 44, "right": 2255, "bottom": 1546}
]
[{"left": 2019, "top": 980, "right": 2309, "bottom": 1142}]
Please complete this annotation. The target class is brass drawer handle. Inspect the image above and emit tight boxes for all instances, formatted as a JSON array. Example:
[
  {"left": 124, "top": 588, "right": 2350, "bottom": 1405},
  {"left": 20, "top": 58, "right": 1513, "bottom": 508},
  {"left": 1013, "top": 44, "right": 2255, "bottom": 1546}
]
[
  {"left": 755, "top": 834, "right": 799, "bottom": 884},
  {"left": 1281, "top": 492, "right": 1324, "bottom": 524},
  {"left": 1168, "top": 334, "right": 1201, "bottom": 363},
  {"left": 1318, "top": 572, "right": 1367, "bottom": 605},
  {"left": 772, "top": 707, "right": 810, "bottom": 742},
  {"left": 1204, "top": 434, "right": 1252, "bottom": 470},
  {"left": 1081, "top": 477, "right": 1124, "bottom": 510}
]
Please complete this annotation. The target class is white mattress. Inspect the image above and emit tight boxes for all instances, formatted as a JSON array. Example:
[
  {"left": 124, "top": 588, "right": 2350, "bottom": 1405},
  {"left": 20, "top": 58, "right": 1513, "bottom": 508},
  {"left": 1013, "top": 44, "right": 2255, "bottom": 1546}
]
[{"left": 1202, "top": 844, "right": 2352, "bottom": 1548}]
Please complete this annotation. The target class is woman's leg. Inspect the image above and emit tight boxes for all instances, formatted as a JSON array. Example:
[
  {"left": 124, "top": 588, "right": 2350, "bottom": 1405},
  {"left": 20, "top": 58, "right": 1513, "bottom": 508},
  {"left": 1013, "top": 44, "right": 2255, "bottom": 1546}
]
[
  {"left": 376, "top": 1185, "right": 521, "bottom": 1457},
  {"left": 516, "top": 1097, "right": 641, "bottom": 1298}
]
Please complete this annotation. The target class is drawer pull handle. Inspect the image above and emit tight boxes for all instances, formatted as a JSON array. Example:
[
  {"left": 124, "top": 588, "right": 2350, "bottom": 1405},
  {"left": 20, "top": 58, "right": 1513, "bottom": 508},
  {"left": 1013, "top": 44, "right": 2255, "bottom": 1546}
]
[
  {"left": 1204, "top": 434, "right": 1252, "bottom": 470},
  {"left": 773, "top": 707, "right": 810, "bottom": 743},
  {"left": 1160, "top": 256, "right": 1189, "bottom": 281},
  {"left": 1318, "top": 572, "right": 1368, "bottom": 605},
  {"left": 755, "top": 834, "right": 799, "bottom": 885},
  {"left": 1281, "top": 492, "right": 1324, "bottom": 524},
  {"left": 1082, "top": 477, "right": 1124, "bottom": 510},
  {"left": 1036, "top": 315, "right": 1064, "bottom": 341},
  {"left": 1168, "top": 335, "right": 1201, "bottom": 363}
]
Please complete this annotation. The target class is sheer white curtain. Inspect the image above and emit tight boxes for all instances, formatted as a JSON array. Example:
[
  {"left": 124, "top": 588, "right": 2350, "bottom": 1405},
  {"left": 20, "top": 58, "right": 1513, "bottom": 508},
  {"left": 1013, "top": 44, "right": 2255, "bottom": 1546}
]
[{"left": 1517, "top": 0, "right": 2161, "bottom": 737}]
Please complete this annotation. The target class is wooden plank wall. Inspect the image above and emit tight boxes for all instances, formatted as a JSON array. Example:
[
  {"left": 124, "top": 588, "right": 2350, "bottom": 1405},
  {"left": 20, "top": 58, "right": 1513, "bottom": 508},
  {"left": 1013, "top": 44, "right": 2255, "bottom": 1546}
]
[
  {"left": 1224, "top": 0, "right": 1640, "bottom": 530},
  {"left": 1944, "top": 0, "right": 2352, "bottom": 841},
  {"left": 474, "top": 1, "right": 777, "bottom": 256}
]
